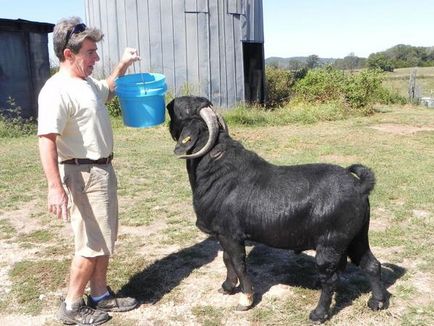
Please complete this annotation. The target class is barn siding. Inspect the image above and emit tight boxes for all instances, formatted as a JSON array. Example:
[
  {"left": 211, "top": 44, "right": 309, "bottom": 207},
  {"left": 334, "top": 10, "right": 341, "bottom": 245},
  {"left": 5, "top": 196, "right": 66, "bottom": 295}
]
[{"left": 85, "top": 0, "right": 263, "bottom": 108}]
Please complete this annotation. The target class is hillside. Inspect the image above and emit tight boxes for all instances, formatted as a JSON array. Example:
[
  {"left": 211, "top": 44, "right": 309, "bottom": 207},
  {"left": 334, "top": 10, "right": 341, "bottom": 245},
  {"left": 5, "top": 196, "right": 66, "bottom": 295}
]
[
  {"left": 266, "top": 44, "right": 434, "bottom": 70},
  {"left": 265, "top": 56, "right": 336, "bottom": 68}
]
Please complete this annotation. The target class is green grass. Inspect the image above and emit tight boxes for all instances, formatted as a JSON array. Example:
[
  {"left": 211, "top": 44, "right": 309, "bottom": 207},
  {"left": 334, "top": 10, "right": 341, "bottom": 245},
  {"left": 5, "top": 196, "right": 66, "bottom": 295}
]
[
  {"left": 401, "top": 304, "right": 434, "bottom": 326},
  {"left": 16, "top": 229, "right": 55, "bottom": 244},
  {"left": 384, "top": 66, "right": 434, "bottom": 98},
  {"left": 0, "top": 105, "right": 433, "bottom": 324},
  {"left": 3, "top": 259, "right": 70, "bottom": 315},
  {"left": 191, "top": 305, "right": 224, "bottom": 325},
  {"left": 225, "top": 101, "right": 352, "bottom": 126}
]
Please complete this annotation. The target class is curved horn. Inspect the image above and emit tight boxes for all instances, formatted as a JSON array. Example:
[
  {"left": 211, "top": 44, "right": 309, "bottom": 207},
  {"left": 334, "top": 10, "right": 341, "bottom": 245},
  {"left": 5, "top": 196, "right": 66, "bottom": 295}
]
[
  {"left": 178, "top": 106, "right": 220, "bottom": 159},
  {"left": 210, "top": 106, "right": 229, "bottom": 133}
]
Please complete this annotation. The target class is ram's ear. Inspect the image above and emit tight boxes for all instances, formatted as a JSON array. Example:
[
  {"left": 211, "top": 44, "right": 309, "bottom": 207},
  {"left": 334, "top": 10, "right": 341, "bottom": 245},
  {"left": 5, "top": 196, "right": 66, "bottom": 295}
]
[{"left": 174, "top": 119, "right": 202, "bottom": 156}]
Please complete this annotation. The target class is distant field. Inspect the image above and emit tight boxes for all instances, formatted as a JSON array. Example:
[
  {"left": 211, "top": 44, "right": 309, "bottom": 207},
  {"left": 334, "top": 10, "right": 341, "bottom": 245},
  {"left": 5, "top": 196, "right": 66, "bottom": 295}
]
[{"left": 383, "top": 66, "right": 434, "bottom": 98}]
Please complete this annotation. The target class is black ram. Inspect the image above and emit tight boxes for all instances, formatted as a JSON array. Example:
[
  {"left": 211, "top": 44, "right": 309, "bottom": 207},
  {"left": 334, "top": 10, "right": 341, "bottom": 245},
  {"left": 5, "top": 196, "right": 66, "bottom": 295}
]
[{"left": 167, "top": 96, "right": 389, "bottom": 323}]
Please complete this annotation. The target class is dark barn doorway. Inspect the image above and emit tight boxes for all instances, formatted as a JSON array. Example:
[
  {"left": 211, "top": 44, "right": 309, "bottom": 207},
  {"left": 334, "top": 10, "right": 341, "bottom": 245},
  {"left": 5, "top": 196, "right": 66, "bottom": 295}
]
[{"left": 243, "top": 42, "right": 265, "bottom": 104}]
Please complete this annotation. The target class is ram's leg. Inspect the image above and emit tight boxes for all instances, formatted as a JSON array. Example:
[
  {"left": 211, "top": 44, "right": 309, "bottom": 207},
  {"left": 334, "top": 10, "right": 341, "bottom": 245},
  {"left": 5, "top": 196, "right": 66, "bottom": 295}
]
[
  {"left": 361, "top": 250, "right": 389, "bottom": 310},
  {"left": 309, "top": 246, "right": 341, "bottom": 323},
  {"left": 348, "top": 230, "right": 389, "bottom": 310},
  {"left": 218, "top": 250, "right": 239, "bottom": 294},
  {"left": 217, "top": 234, "right": 254, "bottom": 311}
]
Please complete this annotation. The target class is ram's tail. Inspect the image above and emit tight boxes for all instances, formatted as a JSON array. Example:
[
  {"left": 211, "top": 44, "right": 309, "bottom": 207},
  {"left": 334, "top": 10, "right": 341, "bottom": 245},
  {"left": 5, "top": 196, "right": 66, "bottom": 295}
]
[{"left": 347, "top": 164, "right": 376, "bottom": 195}]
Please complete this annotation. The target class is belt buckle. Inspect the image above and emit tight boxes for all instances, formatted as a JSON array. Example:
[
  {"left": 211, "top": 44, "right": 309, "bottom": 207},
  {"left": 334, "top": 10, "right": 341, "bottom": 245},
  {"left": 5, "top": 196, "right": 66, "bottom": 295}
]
[{"left": 74, "top": 158, "right": 79, "bottom": 165}]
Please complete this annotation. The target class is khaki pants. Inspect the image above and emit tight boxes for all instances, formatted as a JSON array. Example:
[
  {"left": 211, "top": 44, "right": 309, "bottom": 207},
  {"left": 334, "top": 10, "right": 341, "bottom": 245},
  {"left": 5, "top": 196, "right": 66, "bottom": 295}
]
[{"left": 60, "top": 163, "right": 118, "bottom": 257}]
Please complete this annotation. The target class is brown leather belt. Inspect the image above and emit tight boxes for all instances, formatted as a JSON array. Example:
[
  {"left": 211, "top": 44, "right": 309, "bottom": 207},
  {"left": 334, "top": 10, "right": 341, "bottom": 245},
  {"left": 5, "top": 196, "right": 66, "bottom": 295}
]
[{"left": 60, "top": 153, "right": 113, "bottom": 165}]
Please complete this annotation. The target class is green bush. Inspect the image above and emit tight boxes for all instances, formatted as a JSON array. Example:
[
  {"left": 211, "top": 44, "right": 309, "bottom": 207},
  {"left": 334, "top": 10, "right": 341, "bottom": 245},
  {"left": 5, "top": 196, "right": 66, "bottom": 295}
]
[
  {"left": 292, "top": 67, "right": 406, "bottom": 115},
  {"left": 107, "top": 96, "right": 122, "bottom": 117},
  {"left": 264, "top": 66, "right": 294, "bottom": 108},
  {"left": 374, "top": 87, "right": 407, "bottom": 105},
  {"left": 292, "top": 66, "right": 346, "bottom": 103},
  {"left": 343, "top": 69, "right": 383, "bottom": 111},
  {"left": 225, "top": 67, "right": 407, "bottom": 126},
  {"left": 0, "top": 98, "right": 36, "bottom": 138}
]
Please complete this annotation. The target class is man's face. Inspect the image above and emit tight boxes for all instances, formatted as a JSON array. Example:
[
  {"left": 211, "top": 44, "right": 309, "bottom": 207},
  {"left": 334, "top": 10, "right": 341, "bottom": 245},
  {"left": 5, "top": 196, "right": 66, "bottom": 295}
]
[{"left": 71, "top": 38, "right": 100, "bottom": 78}]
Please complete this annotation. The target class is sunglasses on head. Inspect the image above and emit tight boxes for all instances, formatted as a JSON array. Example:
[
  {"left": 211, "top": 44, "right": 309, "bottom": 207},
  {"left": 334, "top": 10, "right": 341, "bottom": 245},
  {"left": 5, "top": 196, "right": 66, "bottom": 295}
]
[{"left": 63, "top": 23, "right": 87, "bottom": 52}]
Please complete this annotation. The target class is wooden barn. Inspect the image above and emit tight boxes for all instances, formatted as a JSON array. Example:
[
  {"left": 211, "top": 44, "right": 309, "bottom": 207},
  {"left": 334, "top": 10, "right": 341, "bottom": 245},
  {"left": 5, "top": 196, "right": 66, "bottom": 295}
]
[
  {"left": 0, "top": 18, "right": 54, "bottom": 118},
  {"left": 85, "top": 0, "right": 265, "bottom": 108}
]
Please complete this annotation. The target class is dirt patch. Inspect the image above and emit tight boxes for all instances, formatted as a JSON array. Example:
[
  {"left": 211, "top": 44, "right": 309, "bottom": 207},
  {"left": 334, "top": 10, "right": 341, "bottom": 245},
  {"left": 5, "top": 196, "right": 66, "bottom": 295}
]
[
  {"left": 411, "top": 272, "right": 434, "bottom": 305},
  {"left": 370, "top": 123, "right": 434, "bottom": 135},
  {"left": 0, "top": 200, "right": 43, "bottom": 234},
  {"left": 0, "top": 314, "right": 52, "bottom": 326},
  {"left": 119, "top": 220, "right": 168, "bottom": 238},
  {"left": 371, "top": 207, "right": 394, "bottom": 231}
]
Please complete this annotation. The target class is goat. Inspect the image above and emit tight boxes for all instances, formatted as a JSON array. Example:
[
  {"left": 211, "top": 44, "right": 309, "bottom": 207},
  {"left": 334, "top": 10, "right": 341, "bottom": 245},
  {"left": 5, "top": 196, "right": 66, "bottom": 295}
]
[{"left": 166, "top": 96, "right": 389, "bottom": 323}]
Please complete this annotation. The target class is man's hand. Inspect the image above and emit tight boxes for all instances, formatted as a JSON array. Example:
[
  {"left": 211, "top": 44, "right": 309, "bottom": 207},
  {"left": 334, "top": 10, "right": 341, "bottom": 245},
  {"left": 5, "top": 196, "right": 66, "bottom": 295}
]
[
  {"left": 47, "top": 185, "right": 69, "bottom": 222},
  {"left": 39, "top": 134, "right": 70, "bottom": 222},
  {"left": 120, "top": 47, "right": 141, "bottom": 66},
  {"left": 107, "top": 47, "right": 141, "bottom": 94}
]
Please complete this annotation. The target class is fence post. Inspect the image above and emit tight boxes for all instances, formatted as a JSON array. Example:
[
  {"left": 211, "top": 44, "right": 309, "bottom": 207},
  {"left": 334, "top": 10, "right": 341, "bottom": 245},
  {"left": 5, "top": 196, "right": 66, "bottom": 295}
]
[{"left": 408, "top": 68, "right": 420, "bottom": 103}]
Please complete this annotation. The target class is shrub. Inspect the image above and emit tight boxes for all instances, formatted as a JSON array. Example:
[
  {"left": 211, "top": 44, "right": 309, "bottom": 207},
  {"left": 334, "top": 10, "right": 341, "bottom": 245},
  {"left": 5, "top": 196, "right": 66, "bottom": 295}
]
[
  {"left": 0, "top": 97, "right": 36, "bottom": 138},
  {"left": 292, "top": 67, "right": 406, "bottom": 115},
  {"left": 107, "top": 96, "right": 122, "bottom": 117},
  {"left": 343, "top": 69, "right": 383, "bottom": 111},
  {"left": 264, "top": 66, "right": 294, "bottom": 108},
  {"left": 374, "top": 87, "right": 407, "bottom": 105},
  {"left": 293, "top": 66, "right": 346, "bottom": 103}
]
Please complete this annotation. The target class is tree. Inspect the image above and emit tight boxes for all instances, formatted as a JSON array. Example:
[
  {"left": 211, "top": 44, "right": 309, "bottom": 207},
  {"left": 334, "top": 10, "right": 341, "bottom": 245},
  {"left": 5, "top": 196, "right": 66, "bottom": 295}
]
[
  {"left": 288, "top": 59, "right": 304, "bottom": 71},
  {"left": 306, "top": 55, "right": 320, "bottom": 69},
  {"left": 367, "top": 53, "right": 394, "bottom": 72},
  {"left": 334, "top": 54, "right": 367, "bottom": 71}
]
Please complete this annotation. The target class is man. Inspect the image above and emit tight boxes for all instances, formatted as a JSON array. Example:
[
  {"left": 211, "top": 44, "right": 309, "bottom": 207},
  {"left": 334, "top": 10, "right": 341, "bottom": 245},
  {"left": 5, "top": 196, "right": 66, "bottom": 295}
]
[{"left": 38, "top": 17, "right": 140, "bottom": 325}]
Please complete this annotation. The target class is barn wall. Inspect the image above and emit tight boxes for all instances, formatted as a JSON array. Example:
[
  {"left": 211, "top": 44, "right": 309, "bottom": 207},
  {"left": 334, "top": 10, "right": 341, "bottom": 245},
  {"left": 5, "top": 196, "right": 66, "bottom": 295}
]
[{"left": 85, "top": 0, "right": 264, "bottom": 108}]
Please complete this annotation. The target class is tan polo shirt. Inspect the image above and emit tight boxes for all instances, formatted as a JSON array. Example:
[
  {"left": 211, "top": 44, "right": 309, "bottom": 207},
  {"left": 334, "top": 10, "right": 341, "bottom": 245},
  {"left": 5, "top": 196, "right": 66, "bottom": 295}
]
[{"left": 38, "top": 72, "right": 113, "bottom": 162}]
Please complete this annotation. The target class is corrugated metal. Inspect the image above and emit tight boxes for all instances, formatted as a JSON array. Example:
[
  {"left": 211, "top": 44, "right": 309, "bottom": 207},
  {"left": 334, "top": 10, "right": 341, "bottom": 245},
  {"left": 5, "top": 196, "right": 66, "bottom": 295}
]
[
  {"left": 243, "top": 0, "right": 264, "bottom": 42},
  {"left": 185, "top": 0, "right": 209, "bottom": 13},
  {"left": 85, "top": 0, "right": 264, "bottom": 108},
  {"left": 228, "top": 0, "right": 245, "bottom": 15}
]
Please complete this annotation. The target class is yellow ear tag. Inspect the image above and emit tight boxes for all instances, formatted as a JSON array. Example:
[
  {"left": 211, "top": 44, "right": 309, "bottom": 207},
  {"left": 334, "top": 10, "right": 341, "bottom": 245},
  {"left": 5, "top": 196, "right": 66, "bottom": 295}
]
[{"left": 182, "top": 136, "right": 191, "bottom": 144}]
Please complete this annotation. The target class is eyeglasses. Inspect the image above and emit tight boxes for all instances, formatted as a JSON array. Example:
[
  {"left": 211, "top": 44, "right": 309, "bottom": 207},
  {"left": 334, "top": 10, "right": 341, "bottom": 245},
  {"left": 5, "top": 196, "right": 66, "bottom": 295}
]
[{"left": 63, "top": 23, "right": 87, "bottom": 52}]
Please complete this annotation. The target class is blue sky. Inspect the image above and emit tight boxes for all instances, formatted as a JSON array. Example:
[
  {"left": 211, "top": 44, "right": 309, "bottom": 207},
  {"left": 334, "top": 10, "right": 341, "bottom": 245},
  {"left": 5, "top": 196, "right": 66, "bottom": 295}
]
[
  {"left": 2, "top": 0, "right": 434, "bottom": 59},
  {"left": 264, "top": 0, "right": 434, "bottom": 58}
]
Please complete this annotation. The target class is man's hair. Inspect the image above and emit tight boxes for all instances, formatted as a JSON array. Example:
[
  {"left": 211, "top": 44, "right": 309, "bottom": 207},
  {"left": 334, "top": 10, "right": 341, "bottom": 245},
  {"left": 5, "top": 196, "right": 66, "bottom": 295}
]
[{"left": 53, "top": 17, "right": 104, "bottom": 62}]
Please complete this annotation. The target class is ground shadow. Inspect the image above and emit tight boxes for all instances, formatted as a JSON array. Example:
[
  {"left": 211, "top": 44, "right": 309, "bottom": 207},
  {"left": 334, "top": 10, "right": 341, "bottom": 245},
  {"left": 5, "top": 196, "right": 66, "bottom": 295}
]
[
  {"left": 119, "top": 236, "right": 220, "bottom": 303},
  {"left": 118, "top": 238, "right": 405, "bottom": 318},
  {"left": 245, "top": 243, "right": 406, "bottom": 318}
]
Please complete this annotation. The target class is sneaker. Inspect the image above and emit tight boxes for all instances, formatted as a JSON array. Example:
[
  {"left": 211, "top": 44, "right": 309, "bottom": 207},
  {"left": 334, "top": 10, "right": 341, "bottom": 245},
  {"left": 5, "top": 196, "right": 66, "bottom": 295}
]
[
  {"left": 57, "top": 298, "right": 110, "bottom": 325},
  {"left": 87, "top": 287, "right": 139, "bottom": 312}
]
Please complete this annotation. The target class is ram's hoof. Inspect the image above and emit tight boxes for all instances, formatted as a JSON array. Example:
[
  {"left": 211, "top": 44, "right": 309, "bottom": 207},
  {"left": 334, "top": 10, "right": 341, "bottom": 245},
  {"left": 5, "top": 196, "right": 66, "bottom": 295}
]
[
  {"left": 309, "top": 309, "right": 329, "bottom": 324},
  {"left": 235, "top": 293, "right": 254, "bottom": 311},
  {"left": 368, "top": 297, "right": 389, "bottom": 311}
]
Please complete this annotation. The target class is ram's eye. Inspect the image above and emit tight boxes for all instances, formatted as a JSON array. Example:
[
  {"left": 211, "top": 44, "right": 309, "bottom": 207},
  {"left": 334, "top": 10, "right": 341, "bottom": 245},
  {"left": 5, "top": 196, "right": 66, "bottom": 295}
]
[{"left": 182, "top": 136, "right": 191, "bottom": 144}]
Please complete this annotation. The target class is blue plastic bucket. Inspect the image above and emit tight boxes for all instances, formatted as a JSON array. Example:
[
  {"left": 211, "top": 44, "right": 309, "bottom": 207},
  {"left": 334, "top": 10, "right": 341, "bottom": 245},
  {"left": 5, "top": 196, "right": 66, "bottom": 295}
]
[{"left": 115, "top": 73, "right": 167, "bottom": 128}]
